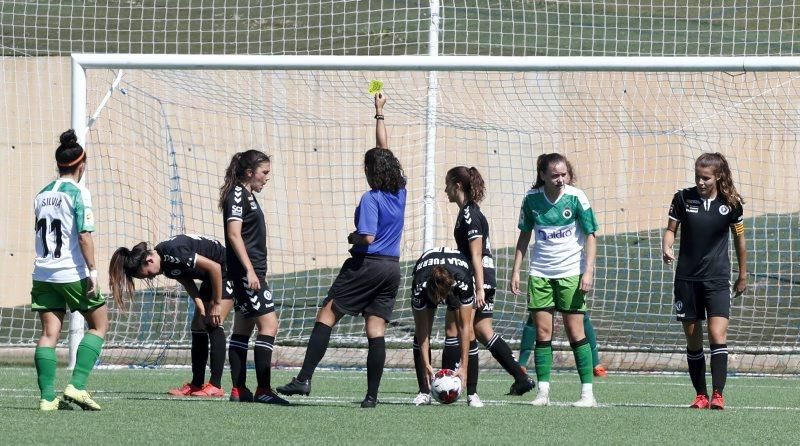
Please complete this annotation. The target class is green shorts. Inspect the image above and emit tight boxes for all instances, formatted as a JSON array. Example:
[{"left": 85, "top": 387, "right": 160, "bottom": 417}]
[
  {"left": 31, "top": 279, "right": 106, "bottom": 313},
  {"left": 527, "top": 275, "right": 586, "bottom": 313}
]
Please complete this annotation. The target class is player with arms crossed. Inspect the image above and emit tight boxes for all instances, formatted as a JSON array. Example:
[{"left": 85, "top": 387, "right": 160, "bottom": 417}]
[
  {"left": 445, "top": 166, "right": 534, "bottom": 407},
  {"left": 410, "top": 248, "right": 474, "bottom": 406},
  {"left": 510, "top": 152, "right": 599, "bottom": 407},
  {"left": 32, "top": 129, "right": 107, "bottom": 411},
  {"left": 662, "top": 152, "right": 746, "bottom": 410},
  {"left": 220, "top": 149, "right": 288, "bottom": 405},
  {"left": 278, "top": 93, "right": 406, "bottom": 408},
  {"left": 109, "top": 234, "right": 233, "bottom": 397}
]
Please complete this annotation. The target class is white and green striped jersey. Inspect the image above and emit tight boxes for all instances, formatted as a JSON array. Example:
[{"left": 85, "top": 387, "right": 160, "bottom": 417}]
[
  {"left": 517, "top": 185, "right": 598, "bottom": 278},
  {"left": 32, "top": 178, "right": 95, "bottom": 283}
]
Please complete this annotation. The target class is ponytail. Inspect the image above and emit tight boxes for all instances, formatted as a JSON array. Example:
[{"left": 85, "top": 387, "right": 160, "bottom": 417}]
[
  {"left": 108, "top": 242, "right": 150, "bottom": 311},
  {"left": 446, "top": 166, "right": 486, "bottom": 203},
  {"left": 218, "top": 150, "right": 271, "bottom": 210}
]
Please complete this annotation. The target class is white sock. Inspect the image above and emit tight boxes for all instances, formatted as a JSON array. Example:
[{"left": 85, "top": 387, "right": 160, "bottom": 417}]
[
  {"left": 581, "top": 383, "right": 593, "bottom": 397},
  {"left": 538, "top": 382, "right": 550, "bottom": 394}
]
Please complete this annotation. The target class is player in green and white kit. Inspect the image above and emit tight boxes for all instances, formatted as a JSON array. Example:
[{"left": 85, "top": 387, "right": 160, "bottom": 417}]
[
  {"left": 32, "top": 130, "right": 107, "bottom": 411},
  {"left": 510, "top": 153, "right": 599, "bottom": 407}
]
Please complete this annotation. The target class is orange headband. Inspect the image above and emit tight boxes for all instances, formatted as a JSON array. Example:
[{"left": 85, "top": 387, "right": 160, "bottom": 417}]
[{"left": 57, "top": 149, "right": 85, "bottom": 168}]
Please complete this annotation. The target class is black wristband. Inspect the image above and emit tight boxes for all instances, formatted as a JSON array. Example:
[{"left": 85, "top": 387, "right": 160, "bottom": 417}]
[{"left": 374, "top": 114, "right": 384, "bottom": 120}]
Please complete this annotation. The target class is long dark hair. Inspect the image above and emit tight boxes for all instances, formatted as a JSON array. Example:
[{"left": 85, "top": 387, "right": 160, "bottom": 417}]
[
  {"left": 446, "top": 166, "right": 486, "bottom": 203},
  {"left": 108, "top": 242, "right": 150, "bottom": 310},
  {"left": 428, "top": 265, "right": 455, "bottom": 305},
  {"left": 532, "top": 153, "right": 569, "bottom": 189},
  {"left": 218, "top": 150, "right": 271, "bottom": 210},
  {"left": 695, "top": 152, "right": 744, "bottom": 209},
  {"left": 56, "top": 129, "right": 86, "bottom": 175},
  {"left": 364, "top": 147, "right": 406, "bottom": 194}
]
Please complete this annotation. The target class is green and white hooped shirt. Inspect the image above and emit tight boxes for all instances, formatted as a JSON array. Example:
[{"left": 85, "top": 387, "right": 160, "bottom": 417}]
[
  {"left": 32, "top": 178, "right": 95, "bottom": 283},
  {"left": 517, "top": 185, "right": 598, "bottom": 279}
]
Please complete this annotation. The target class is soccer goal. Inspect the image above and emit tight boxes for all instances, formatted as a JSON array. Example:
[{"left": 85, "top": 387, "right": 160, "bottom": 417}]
[{"left": 69, "top": 53, "right": 800, "bottom": 372}]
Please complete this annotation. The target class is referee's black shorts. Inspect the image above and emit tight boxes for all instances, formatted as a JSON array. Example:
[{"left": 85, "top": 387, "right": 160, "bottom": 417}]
[
  {"left": 323, "top": 254, "right": 401, "bottom": 321},
  {"left": 673, "top": 278, "right": 731, "bottom": 321}
]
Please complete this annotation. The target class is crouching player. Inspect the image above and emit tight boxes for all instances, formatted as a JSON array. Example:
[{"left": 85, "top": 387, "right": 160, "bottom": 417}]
[{"left": 411, "top": 247, "right": 480, "bottom": 406}]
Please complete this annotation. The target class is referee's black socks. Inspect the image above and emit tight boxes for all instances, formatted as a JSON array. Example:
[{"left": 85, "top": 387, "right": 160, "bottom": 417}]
[
  {"left": 710, "top": 344, "right": 728, "bottom": 394},
  {"left": 366, "top": 337, "right": 386, "bottom": 399},
  {"left": 297, "top": 322, "right": 333, "bottom": 382}
]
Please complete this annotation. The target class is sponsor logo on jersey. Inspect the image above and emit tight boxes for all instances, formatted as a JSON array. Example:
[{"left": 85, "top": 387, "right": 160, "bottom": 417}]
[
  {"left": 686, "top": 206, "right": 698, "bottom": 213},
  {"left": 231, "top": 205, "right": 243, "bottom": 217},
  {"left": 562, "top": 208, "right": 573, "bottom": 219},
  {"left": 537, "top": 227, "right": 573, "bottom": 241},
  {"left": 719, "top": 205, "right": 730, "bottom": 215},
  {"left": 249, "top": 196, "right": 257, "bottom": 210}
]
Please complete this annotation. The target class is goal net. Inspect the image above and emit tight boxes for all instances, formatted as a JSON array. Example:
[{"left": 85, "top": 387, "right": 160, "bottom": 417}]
[{"left": 66, "top": 56, "right": 800, "bottom": 372}]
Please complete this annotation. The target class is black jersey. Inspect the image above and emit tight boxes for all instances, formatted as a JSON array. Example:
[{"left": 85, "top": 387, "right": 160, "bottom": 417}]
[
  {"left": 155, "top": 234, "right": 226, "bottom": 282},
  {"left": 669, "top": 187, "right": 744, "bottom": 281},
  {"left": 453, "top": 202, "right": 496, "bottom": 289},
  {"left": 222, "top": 185, "right": 267, "bottom": 276},
  {"left": 411, "top": 248, "right": 474, "bottom": 311}
]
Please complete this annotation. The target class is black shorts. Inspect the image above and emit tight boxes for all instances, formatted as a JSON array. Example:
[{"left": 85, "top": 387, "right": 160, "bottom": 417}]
[
  {"left": 197, "top": 279, "right": 235, "bottom": 302},
  {"left": 323, "top": 254, "right": 400, "bottom": 321},
  {"left": 230, "top": 273, "right": 275, "bottom": 319},
  {"left": 475, "top": 288, "right": 496, "bottom": 318},
  {"left": 674, "top": 279, "right": 731, "bottom": 321},
  {"left": 411, "top": 290, "right": 474, "bottom": 313}
]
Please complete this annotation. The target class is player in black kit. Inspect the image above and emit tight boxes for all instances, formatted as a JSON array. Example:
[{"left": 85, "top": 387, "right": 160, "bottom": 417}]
[
  {"left": 109, "top": 234, "right": 233, "bottom": 397},
  {"left": 662, "top": 152, "right": 747, "bottom": 410},
  {"left": 410, "top": 248, "right": 475, "bottom": 406},
  {"left": 444, "top": 166, "right": 534, "bottom": 407},
  {"left": 219, "top": 149, "right": 288, "bottom": 405}
]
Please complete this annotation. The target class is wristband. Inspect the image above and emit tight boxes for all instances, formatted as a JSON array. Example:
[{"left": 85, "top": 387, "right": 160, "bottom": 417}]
[
  {"left": 89, "top": 269, "right": 98, "bottom": 279},
  {"left": 374, "top": 114, "right": 384, "bottom": 120}
]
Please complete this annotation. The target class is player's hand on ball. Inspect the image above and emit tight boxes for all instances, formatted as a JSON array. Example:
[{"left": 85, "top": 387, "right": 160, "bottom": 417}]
[
  {"left": 425, "top": 364, "right": 435, "bottom": 385},
  {"left": 454, "top": 367, "right": 467, "bottom": 389}
]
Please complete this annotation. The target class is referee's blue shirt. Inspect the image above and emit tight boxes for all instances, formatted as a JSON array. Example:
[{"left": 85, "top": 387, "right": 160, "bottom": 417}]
[{"left": 350, "top": 188, "right": 406, "bottom": 257}]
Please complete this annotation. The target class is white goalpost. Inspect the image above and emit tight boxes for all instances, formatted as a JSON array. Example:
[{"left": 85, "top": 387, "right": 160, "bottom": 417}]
[{"left": 68, "top": 53, "right": 800, "bottom": 372}]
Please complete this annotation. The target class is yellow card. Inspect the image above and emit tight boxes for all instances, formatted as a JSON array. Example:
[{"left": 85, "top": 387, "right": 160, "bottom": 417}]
[{"left": 368, "top": 80, "right": 384, "bottom": 95}]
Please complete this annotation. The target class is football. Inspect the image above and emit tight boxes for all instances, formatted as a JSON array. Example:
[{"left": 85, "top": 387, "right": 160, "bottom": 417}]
[{"left": 431, "top": 368, "right": 462, "bottom": 404}]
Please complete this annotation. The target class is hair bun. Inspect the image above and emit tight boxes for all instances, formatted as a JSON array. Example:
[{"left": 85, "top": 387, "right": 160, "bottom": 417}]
[{"left": 59, "top": 129, "right": 78, "bottom": 145}]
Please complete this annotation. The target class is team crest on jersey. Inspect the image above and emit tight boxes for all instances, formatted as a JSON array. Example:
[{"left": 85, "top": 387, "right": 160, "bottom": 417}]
[
  {"left": 718, "top": 205, "right": 730, "bottom": 215},
  {"left": 562, "top": 208, "right": 573, "bottom": 219},
  {"left": 170, "top": 269, "right": 182, "bottom": 277}
]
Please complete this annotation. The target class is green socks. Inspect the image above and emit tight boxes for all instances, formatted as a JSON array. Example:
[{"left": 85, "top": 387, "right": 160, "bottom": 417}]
[
  {"left": 70, "top": 333, "right": 104, "bottom": 390},
  {"left": 572, "top": 338, "right": 594, "bottom": 384},
  {"left": 583, "top": 313, "right": 600, "bottom": 367},
  {"left": 533, "top": 340, "right": 553, "bottom": 383},
  {"left": 34, "top": 346, "right": 58, "bottom": 401},
  {"left": 518, "top": 320, "right": 536, "bottom": 367}
]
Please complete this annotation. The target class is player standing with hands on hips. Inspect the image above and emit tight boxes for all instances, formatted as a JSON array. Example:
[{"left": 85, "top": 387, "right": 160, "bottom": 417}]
[
  {"left": 662, "top": 152, "right": 747, "bottom": 410},
  {"left": 32, "top": 129, "right": 107, "bottom": 411}
]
